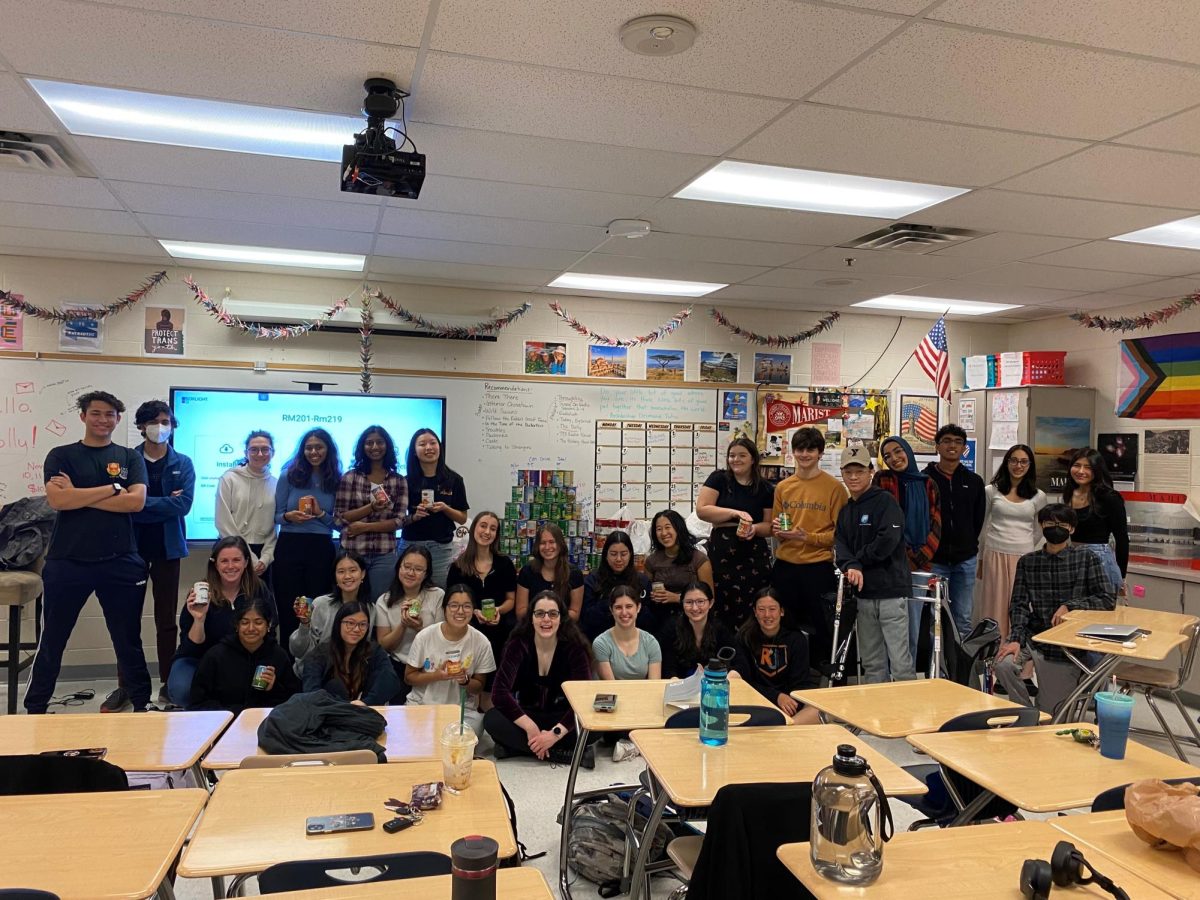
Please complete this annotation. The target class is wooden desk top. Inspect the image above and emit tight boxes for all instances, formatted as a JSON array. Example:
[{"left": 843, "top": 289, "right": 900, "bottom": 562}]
[
  {"left": 565, "top": 678, "right": 773, "bottom": 732},
  {"left": 0, "top": 788, "right": 207, "bottom": 900},
  {"left": 1065, "top": 606, "right": 1199, "bottom": 630},
  {"left": 0, "top": 710, "right": 232, "bottom": 772},
  {"left": 251, "top": 867, "right": 552, "bottom": 899},
  {"left": 1036, "top": 610, "right": 1190, "bottom": 661},
  {"left": 1053, "top": 810, "right": 1198, "bottom": 900},
  {"left": 201, "top": 704, "right": 461, "bottom": 770},
  {"left": 178, "top": 760, "right": 516, "bottom": 878},
  {"left": 791, "top": 679, "right": 1030, "bottom": 738},
  {"left": 907, "top": 723, "right": 1200, "bottom": 813},
  {"left": 776, "top": 819, "right": 1173, "bottom": 899},
  {"left": 629, "top": 725, "right": 924, "bottom": 808}
]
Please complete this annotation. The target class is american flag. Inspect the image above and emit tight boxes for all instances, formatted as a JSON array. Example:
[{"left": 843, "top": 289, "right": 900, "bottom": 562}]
[
  {"left": 915, "top": 317, "right": 950, "bottom": 401},
  {"left": 901, "top": 402, "right": 939, "bottom": 443}
]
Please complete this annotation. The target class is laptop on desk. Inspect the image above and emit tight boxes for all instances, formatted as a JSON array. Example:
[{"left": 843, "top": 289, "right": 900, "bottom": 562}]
[{"left": 1075, "top": 623, "right": 1144, "bottom": 642}]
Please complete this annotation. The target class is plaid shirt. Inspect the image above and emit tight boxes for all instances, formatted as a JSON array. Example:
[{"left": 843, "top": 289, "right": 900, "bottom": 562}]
[
  {"left": 334, "top": 470, "right": 408, "bottom": 557},
  {"left": 1008, "top": 543, "right": 1114, "bottom": 661}
]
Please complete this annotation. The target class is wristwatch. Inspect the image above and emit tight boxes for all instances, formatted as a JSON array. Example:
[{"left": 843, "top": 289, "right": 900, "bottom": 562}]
[
  {"left": 552, "top": 724, "right": 566, "bottom": 738},
  {"left": 111, "top": 483, "right": 124, "bottom": 495}
]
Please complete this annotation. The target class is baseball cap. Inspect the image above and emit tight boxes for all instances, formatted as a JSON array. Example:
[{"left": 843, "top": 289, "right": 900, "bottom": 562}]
[{"left": 840, "top": 445, "right": 872, "bottom": 469}]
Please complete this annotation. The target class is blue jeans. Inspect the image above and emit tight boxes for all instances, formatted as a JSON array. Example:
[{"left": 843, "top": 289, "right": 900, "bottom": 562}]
[
  {"left": 363, "top": 551, "right": 398, "bottom": 605},
  {"left": 1079, "top": 542, "right": 1122, "bottom": 596},
  {"left": 931, "top": 556, "right": 978, "bottom": 638},
  {"left": 167, "top": 656, "right": 200, "bottom": 709}
]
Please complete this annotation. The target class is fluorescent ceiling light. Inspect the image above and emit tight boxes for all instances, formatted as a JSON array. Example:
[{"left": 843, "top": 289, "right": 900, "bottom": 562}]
[
  {"left": 159, "top": 241, "right": 365, "bottom": 271},
  {"left": 674, "top": 160, "right": 968, "bottom": 217},
  {"left": 549, "top": 272, "right": 727, "bottom": 297},
  {"left": 1113, "top": 215, "right": 1200, "bottom": 250},
  {"left": 853, "top": 295, "right": 1020, "bottom": 316},
  {"left": 28, "top": 79, "right": 380, "bottom": 161}
]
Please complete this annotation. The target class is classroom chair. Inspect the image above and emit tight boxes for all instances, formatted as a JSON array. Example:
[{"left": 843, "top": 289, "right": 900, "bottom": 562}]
[
  {"left": 238, "top": 749, "right": 379, "bottom": 769},
  {"left": 898, "top": 707, "right": 1041, "bottom": 829},
  {"left": 0, "top": 560, "right": 43, "bottom": 715},
  {"left": 0, "top": 754, "right": 128, "bottom": 795},
  {"left": 1089, "top": 775, "right": 1200, "bottom": 813},
  {"left": 0, "top": 891, "right": 60, "bottom": 899},
  {"left": 257, "top": 851, "right": 451, "bottom": 893},
  {"left": 1114, "top": 619, "right": 1200, "bottom": 762}
]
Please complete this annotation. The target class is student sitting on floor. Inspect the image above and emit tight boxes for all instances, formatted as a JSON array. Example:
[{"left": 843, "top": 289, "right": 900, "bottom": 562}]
[
  {"left": 302, "top": 601, "right": 400, "bottom": 705},
  {"left": 188, "top": 595, "right": 299, "bottom": 713},
  {"left": 994, "top": 504, "right": 1115, "bottom": 716},
  {"left": 290, "top": 550, "right": 376, "bottom": 675},
  {"left": 734, "top": 588, "right": 820, "bottom": 724},
  {"left": 593, "top": 586, "right": 662, "bottom": 681},
  {"left": 661, "top": 581, "right": 741, "bottom": 679}
]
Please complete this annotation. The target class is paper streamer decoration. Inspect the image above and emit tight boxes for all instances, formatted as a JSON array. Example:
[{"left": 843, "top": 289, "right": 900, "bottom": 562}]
[
  {"left": 549, "top": 301, "right": 692, "bottom": 346},
  {"left": 1071, "top": 292, "right": 1200, "bottom": 332},
  {"left": 710, "top": 308, "right": 839, "bottom": 346},
  {"left": 1116, "top": 330, "right": 1200, "bottom": 419},
  {"left": 0, "top": 271, "right": 168, "bottom": 323},
  {"left": 359, "top": 293, "right": 374, "bottom": 394},
  {"left": 371, "top": 290, "right": 530, "bottom": 338},
  {"left": 184, "top": 277, "right": 350, "bottom": 339}
]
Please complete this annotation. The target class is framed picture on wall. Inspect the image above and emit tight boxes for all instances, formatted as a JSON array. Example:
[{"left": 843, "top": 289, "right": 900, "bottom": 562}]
[{"left": 897, "top": 393, "right": 940, "bottom": 455}]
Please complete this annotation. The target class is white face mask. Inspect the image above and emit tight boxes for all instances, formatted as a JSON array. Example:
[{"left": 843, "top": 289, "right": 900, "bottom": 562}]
[{"left": 144, "top": 423, "right": 171, "bottom": 444}]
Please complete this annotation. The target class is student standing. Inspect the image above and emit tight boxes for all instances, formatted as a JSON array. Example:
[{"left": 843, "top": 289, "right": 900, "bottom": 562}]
[
  {"left": 24, "top": 391, "right": 152, "bottom": 715},
  {"left": 215, "top": 430, "right": 278, "bottom": 576},
  {"left": 994, "top": 504, "right": 1115, "bottom": 715},
  {"left": 977, "top": 445, "right": 1047, "bottom": 642},
  {"left": 335, "top": 425, "right": 408, "bottom": 601},
  {"left": 696, "top": 438, "right": 775, "bottom": 631},
  {"left": 924, "top": 424, "right": 985, "bottom": 637},
  {"left": 446, "top": 511, "right": 517, "bottom": 669},
  {"left": 770, "top": 427, "right": 848, "bottom": 671},
  {"left": 734, "top": 589, "right": 820, "bottom": 724},
  {"left": 123, "top": 399, "right": 194, "bottom": 710},
  {"left": 1063, "top": 449, "right": 1128, "bottom": 596},
  {"left": 273, "top": 428, "right": 341, "bottom": 648},
  {"left": 835, "top": 446, "right": 916, "bottom": 685},
  {"left": 401, "top": 428, "right": 469, "bottom": 588},
  {"left": 516, "top": 524, "right": 584, "bottom": 620}
]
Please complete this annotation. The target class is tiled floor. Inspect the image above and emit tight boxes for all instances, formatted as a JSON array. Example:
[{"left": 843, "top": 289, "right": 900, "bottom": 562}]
[{"left": 3, "top": 676, "right": 1198, "bottom": 898}]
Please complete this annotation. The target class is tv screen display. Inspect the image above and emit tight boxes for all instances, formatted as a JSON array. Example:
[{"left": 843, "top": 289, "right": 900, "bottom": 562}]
[{"left": 169, "top": 387, "right": 445, "bottom": 542}]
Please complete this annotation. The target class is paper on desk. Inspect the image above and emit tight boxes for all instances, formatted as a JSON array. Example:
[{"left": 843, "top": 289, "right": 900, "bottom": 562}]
[{"left": 664, "top": 668, "right": 702, "bottom": 708}]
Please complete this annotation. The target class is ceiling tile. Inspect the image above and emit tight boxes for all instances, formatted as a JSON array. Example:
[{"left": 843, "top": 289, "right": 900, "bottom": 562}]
[
  {"left": 811, "top": 23, "right": 1200, "bottom": 139},
  {"left": 1115, "top": 106, "right": 1200, "bottom": 155},
  {"left": 413, "top": 53, "right": 787, "bottom": 155},
  {"left": 0, "top": 72, "right": 59, "bottom": 131},
  {"left": 110, "top": 182, "right": 382, "bottom": 232},
  {"left": 746, "top": 268, "right": 929, "bottom": 297},
  {"left": 136, "top": 214, "right": 374, "bottom": 254},
  {"left": 734, "top": 104, "right": 1086, "bottom": 186},
  {"left": 910, "top": 280, "right": 1088, "bottom": 306},
  {"left": 932, "top": 0, "right": 1200, "bottom": 65},
  {"left": 646, "top": 198, "right": 885, "bottom": 245},
  {"left": 963, "top": 261, "right": 1152, "bottom": 293},
  {"left": 1023, "top": 240, "right": 1200, "bottom": 277},
  {"left": 0, "top": 0, "right": 416, "bottom": 114},
  {"left": 371, "top": 235, "right": 580, "bottom": 270},
  {"left": 0, "top": 226, "right": 167, "bottom": 257},
  {"left": 929, "top": 232, "right": 1087, "bottom": 262},
  {"left": 1108, "top": 277, "right": 1200, "bottom": 299},
  {"left": 410, "top": 123, "right": 713, "bottom": 196},
  {"left": 568, "top": 254, "right": 770, "bottom": 285},
  {"left": 367, "top": 258, "right": 554, "bottom": 289},
  {"left": 833, "top": 0, "right": 932, "bottom": 12},
  {"left": 429, "top": 0, "right": 902, "bottom": 99},
  {"left": 379, "top": 208, "right": 605, "bottom": 251},
  {"left": 914, "top": 190, "right": 1196, "bottom": 240},
  {"left": 792, "top": 247, "right": 993, "bottom": 279},
  {"left": 0, "top": 171, "right": 122, "bottom": 209},
  {"left": 1057, "top": 291, "right": 1180, "bottom": 311},
  {"left": 998, "top": 145, "right": 1200, "bottom": 209},
  {"left": 707, "top": 284, "right": 852, "bottom": 310},
  {"left": 403, "top": 176, "right": 654, "bottom": 226},
  {"left": 598, "top": 232, "right": 818, "bottom": 268},
  {"left": 0, "top": 200, "right": 145, "bottom": 235}
]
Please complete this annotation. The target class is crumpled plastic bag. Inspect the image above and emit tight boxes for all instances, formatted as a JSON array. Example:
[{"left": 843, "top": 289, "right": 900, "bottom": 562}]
[
  {"left": 685, "top": 509, "right": 712, "bottom": 539},
  {"left": 626, "top": 512, "right": 653, "bottom": 556},
  {"left": 1125, "top": 779, "right": 1200, "bottom": 873}
]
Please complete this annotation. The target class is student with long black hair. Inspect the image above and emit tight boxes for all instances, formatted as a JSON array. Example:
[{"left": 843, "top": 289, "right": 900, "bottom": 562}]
[
  {"left": 302, "top": 600, "right": 399, "bottom": 705},
  {"left": 447, "top": 511, "right": 517, "bottom": 667},
  {"left": 335, "top": 425, "right": 408, "bottom": 601},
  {"left": 661, "top": 582, "right": 741, "bottom": 679},
  {"left": 579, "top": 530, "right": 653, "bottom": 639},
  {"left": 400, "top": 428, "right": 469, "bottom": 588},
  {"left": 375, "top": 545, "right": 445, "bottom": 701},
  {"left": 189, "top": 595, "right": 299, "bottom": 713},
  {"left": 734, "top": 588, "right": 819, "bottom": 724},
  {"left": 290, "top": 549, "right": 375, "bottom": 674},
  {"left": 643, "top": 510, "right": 713, "bottom": 641},
  {"left": 1063, "top": 448, "right": 1128, "bottom": 596},
  {"left": 273, "top": 428, "right": 341, "bottom": 647}
]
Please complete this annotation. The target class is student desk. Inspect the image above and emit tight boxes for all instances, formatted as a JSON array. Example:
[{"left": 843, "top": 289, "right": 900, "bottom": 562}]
[
  {"left": 907, "top": 722, "right": 1200, "bottom": 826},
  {"left": 0, "top": 787, "right": 207, "bottom": 900},
  {"left": 0, "top": 710, "right": 231, "bottom": 786},
  {"left": 200, "top": 704, "right": 460, "bottom": 771},
  {"left": 556, "top": 678, "right": 775, "bottom": 900},
  {"left": 1033, "top": 608, "right": 1194, "bottom": 724},
  {"left": 625, "top": 724, "right": 926, "bottom": 900},
  {"left": 1052, "top": 810, "right": 1197, "bottom": 900},
  {"left": 776, "top": 819, "right": 1174, "bottom": 899},
  {"left": 247, "top": 867, "right": 552, "bottom": 899},
  {"left": 177, "top": 760, "right": 515, "bottom": 897},
  {"left": 791, "top": 678, "right": 1031, "bottom": 738}
]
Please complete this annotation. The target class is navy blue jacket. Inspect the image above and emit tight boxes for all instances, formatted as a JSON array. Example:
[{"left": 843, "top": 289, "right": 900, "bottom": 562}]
[{"left": 131, "top": 444, "right": 195, "bottom": 559}]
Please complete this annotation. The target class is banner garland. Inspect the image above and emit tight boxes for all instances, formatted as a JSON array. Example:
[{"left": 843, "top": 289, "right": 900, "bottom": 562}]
[
  {"left": 184, "top": 277, "right": 350, "bottom": 339},
  {"left": 1070, "top": 292, "right": 1200, "bottom": 333},
  {"left": 0, "top": 271, "right": 168, "bottom": 323},
  {"left": 709, "top": 308, "right": 840, "bottom": 347},
  {"left": 370, "top": 290, "right": 531, "bottom": 338},
  {"left": 549, "top": 301, "right": 692, "bottom": 346},
  {"left": 359, "top": 293, "right": 374, "bottom": 394}
]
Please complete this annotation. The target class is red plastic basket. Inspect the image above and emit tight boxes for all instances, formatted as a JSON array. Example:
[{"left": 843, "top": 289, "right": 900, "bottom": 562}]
[{"left": 1022, "top": 351, "right": 1065, "bottom": 385}]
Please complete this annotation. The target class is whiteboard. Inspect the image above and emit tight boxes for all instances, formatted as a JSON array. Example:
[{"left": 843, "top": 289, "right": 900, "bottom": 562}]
[{"left": 0, "top": 357, "right": 721, "bottom": 528}]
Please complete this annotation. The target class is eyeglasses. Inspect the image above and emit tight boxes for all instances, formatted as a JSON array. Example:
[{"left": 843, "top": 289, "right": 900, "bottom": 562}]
[
  {"left": 399, "top": 565, "right": 427, "bottom": 575},
  {"left": 682, "top": 599, "right": 710, "bottom": 608},
  {"left": 446, "top": 603, "right": 474, "bottom": 613},
  {"left": 247, "top": 448, "right": 272, "bottom": 455},
  {"left": 341, "top": 620, "right": 369, "bottom": 632},
  {"left": 532, "top": 609, "right": 561, "bottom": 620},
  {"left": 1009, "top": 459, "right": 1031, "bottom": 467}
]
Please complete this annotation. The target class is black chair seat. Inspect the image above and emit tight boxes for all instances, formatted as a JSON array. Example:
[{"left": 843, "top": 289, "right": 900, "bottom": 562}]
[
  {"left": 1091, "top": 775, "right": 1200, "bottom": 813},
  {"left": 258, "top": 851, "right": 451, "bottom": 893}
]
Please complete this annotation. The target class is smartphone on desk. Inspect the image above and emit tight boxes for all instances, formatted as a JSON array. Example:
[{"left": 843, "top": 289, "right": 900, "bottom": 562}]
[
  {"left": 306, "top": 813, "right": 375, "bottom": 835},
  {"left": 593, "top": 693, "right": 617, "bottom": 712}
]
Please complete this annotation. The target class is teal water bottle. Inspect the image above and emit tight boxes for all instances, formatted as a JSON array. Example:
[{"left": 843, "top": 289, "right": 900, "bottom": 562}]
[{"left": 699, "top": 657, "right": 730, "bottom": 746}]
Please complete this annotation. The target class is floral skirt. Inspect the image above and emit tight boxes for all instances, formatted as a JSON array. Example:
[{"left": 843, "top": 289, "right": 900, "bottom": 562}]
[{"left": 708, "top": 527, "right": 773, "bottom": 631}]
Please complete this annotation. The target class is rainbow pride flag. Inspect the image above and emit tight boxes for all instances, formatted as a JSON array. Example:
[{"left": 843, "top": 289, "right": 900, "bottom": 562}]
[{"left": 1117, "top": 330, "right": 1200, "bottom": 419}]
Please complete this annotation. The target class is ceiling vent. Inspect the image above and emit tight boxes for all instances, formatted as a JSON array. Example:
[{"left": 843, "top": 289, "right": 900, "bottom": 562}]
[
  {"left": 0, "top": 131, "right": 90, "bottom": 176},
  {"left": 840, "top": 223, "right": 988, "bottom": 254}
]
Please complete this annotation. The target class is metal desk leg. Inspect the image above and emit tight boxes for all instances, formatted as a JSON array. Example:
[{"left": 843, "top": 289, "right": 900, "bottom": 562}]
[
  {"left": 155, "top": 876, "right": 177, "bottom": 900},
  {"left": 210, "top": 876, "right": 226, "bottom": 899},
  {"left": 1051, "top": 653, "right": 1120, "bottom": 725},
  {"left": 947, "top": 784, "right": 999, "bottom": 827},
  {"left": 7, "top": 604, "right": 19, "bottom": 715},
  {"left": 190, "top": 761, "right": 214, "bottom": 794},
  {"left": 227, "top": 873, "right": 250, "bottom": 897},
  {"left": 557, "top": 723, "right": 590, "bottom": 900},
  {"left": 628, "top": 788, "right": 669, "bottom": 900}
]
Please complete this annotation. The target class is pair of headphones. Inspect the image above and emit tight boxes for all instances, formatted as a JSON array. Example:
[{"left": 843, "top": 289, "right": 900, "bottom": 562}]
[{"left": 1020, "top": 841, "right": 1129, "bottom": 900}]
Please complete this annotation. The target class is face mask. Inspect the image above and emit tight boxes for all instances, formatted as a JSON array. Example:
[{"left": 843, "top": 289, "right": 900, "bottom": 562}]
[
  {"left": 144, "top": 423, "right": 171, "bottom": 444},
  {"left": 1042, "top": 525, "right": 1070, "bottom": 545}
]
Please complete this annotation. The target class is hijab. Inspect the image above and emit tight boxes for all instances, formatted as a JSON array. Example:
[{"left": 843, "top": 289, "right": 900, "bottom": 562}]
[{"left": 881, "top": 436, "right": 931, "bottom": 551}]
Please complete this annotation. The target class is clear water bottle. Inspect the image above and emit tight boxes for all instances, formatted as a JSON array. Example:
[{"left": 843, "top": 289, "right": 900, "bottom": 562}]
[
  {"left": 810, "top": 744, "right": 892, "bottom": 885},
  {"left": 699, "top": 657, "right": 729, "bottom": 746}
]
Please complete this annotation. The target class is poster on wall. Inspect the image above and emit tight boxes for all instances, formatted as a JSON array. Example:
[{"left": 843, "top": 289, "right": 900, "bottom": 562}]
[
  {"left": 753, "top": 352, "right": 791, "bottom": 385},
  {"left": 524, "top": 341, "right": 567, "bottom": 375},
  {"left": 722, "top": 391, "right": 748, "bottom": 421},
  {"left": 1033, "top": 415, "right": 1092, "bottom": 493},
  {"left": 58, "top": 305, "right": 103, "bottom": 354},
  {"left": 699, "top": 350, "right": 738, "bottom": 383},
  {"left": 1117, "top": 331, "right": 1200, "bottom": 419},
  {"left": 1097, "top": 433, "right": 1138, "bottom": 481},
  {"left": 810, "top": 342, "right": 841, "bottom": 386},
  {"left": 962, "top": 438, "right": 977, "bottom": 472},
  {"left": 958, "top": 398, "right": 976, "bottom": 433},
  {"left": 756, "top": 389, "right": 890, "bottom": 472},
  {"left": 992, "top": 391, "right": 1020, "bottom": 422},
  {"left": 1143, "top": 428, "right": 1191, "bottom": 492},
  {"left": 645, "top": 348, "right": 685, "bottom": 382},
  {"left": 897, "top": 394, "right": 940, "bottom": 455},
  {"left": 587, "top": 345, "right": 627, "bottom": 378},
  {"left": 0, "top": 299, "right": 21, "bottom": 351},
  {"left": 144, "top": 306, "right": 185, "bottom": 356}
]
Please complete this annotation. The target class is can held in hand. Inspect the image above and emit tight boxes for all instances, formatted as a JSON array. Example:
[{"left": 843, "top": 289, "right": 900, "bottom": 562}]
[
  {"left": 371, "top": 484, "right": 389, "bottom": 505},
  {"left": 482, "top": 598, "right": 496, "bottom": 622},
  {"left": 192, "top": 581, "right": 210, "bottom": 606},
  {"left": 421, "top": 489, "right": 435, "bottom": 506},
  {"left": 251, "top": 665, "right": 271, "bottom": 691},
  {"left": 299, "top": 495, "right": 316, "bottom": 516},
  {"left": 778, "top": 512, "right": 792, "bottom": 532}
]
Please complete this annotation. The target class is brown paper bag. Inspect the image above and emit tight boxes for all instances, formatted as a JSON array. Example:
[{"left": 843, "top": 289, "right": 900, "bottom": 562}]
[{"left": 1125, "top": 779, "right": 1200, "bottom": 873}]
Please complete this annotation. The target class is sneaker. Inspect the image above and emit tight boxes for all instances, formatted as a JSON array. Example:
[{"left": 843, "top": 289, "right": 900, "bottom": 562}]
[
  {"left": 100, "top": 688, "right": 131, "bottom": 713},
  {"left": 492, "top": 743, "right": 510, "bottom": 760},
  {"left": 612, "top": 738, "right": 640, "bottom": 763},
  {"left": 580, "top": 744, "right": 596, "bottom": 771},
  {"left": 157, "top": 684, "right": 171, "bottom": 706}
]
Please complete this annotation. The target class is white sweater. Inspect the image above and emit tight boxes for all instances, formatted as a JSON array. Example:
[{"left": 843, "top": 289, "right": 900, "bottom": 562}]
[
  {"left": 979, "top": 484, "right": 1048, "bottom": 556},
  {"left": 215, "top": 465, "right": 279, "bottom": 568}
]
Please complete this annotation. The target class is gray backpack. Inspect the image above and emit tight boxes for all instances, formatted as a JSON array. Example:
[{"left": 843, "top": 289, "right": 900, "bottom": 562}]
[{"left": 566, "top": 794, "right": 673, "bottom": 892}]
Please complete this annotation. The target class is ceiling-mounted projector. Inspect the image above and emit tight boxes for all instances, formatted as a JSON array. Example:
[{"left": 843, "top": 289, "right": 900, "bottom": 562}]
[{"left": 340, "top": 77, "right": 425, "bottom": 199}]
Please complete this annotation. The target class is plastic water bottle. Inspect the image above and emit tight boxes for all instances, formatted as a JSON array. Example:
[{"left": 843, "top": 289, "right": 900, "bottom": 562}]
[
  {"left": 810, "top": 744, "right": 891, "bottom": 885},
  {"left": 699, "top": 657, "right": 729, "bottom": 746}
]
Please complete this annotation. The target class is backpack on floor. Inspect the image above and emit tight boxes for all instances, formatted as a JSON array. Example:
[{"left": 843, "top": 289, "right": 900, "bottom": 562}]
[{"left": 565, "top": 794, "right": 673, "bottom": 895}]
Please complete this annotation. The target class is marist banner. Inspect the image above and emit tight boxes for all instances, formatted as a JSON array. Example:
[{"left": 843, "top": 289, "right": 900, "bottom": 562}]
[
  {"left": 1117, "top": 330, "right": 1200, "bottom": 419},
  {"left": 757, "top": 390, "right": 890, "bottom": 467}
]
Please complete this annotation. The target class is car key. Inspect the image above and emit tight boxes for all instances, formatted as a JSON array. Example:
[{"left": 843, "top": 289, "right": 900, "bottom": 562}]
[{"left": 384, "top": 816, "right": 418, "bottom": 834}]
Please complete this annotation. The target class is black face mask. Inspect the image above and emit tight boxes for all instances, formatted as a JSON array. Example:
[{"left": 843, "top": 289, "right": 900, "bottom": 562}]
[{"left": 1042, "top": 525, "right": 1070, "bottom": 545}]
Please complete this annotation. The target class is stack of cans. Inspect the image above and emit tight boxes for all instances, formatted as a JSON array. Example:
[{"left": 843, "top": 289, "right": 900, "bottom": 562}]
[{"left": 499, "top": 469, "right": 601, "bottom": 570}]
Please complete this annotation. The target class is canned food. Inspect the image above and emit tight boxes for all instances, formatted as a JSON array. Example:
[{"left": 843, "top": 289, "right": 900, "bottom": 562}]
[
  {"left": 482, "top": 598, "right": 497, "bottom": 622},
  {"left": 737, "top": 518, "right": 753, "bottom": 538},
  {"left": 371, "top": 485, "right": 389, "bottom": 505},
  {"left": 192, "top": 581, "right": 210, "bottom": 605},
  {"left": 299, "top": 495, "right": 316, "bottom": 516},
  {"left": 778, "top": 512, "right": 792, "bottom": 531},
  {"left": 251, "top": 665, "right": 271, "bottom": 690},
  {"left": 420, "top": 489, "right": 435, "bottom": 506}
]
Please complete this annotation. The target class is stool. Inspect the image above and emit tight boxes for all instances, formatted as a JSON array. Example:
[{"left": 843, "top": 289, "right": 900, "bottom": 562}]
[{"left": 0, "top": 567, "right": 44, "bottom": 714}]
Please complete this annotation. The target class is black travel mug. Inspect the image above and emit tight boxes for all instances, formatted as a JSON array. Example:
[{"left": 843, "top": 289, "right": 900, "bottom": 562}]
[{"left": 451, "top": 834, "right": 499, "bottom": 900}]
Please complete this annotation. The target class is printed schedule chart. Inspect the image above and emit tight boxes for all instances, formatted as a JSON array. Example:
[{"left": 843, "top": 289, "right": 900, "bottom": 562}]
[{"left": 594, "top": 420, "right": 718, "bottom": 521}]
